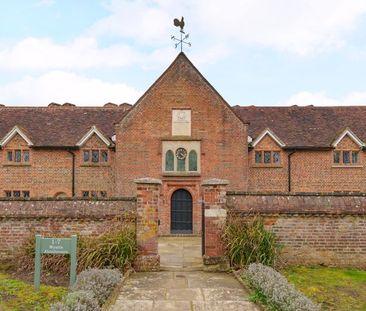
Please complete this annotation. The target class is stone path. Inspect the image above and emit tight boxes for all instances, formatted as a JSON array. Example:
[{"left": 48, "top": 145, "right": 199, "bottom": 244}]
[
  {"left": 159, "top": 236, "right": 203, "bottom": 271},
  {"left": 110, "top": 271, "right": 260, "bottom": 311}
]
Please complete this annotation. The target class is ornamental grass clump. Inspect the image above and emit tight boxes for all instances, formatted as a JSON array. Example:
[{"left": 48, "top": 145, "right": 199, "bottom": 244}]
[
  {"left": 223, "top": 215, "right": 280, "bottom": 267},
  {"left": 244, "top": 263, "right": 321, "bottom": 311},
  {"left": 72, "top": 268, "right": 122, "bottom": 306}
]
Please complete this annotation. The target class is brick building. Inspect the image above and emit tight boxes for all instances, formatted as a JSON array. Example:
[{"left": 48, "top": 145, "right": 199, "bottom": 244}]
[{"left": 1, "top": 52, "right": 366, "bottom": 234}]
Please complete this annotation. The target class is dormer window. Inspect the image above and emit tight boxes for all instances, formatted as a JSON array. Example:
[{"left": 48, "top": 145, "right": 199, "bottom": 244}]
[
  {"left": 333, "top": 150, "right": 360, "bottom": 165},
  {"left": 82, "top": 149, "right": 108, "bottom": 165},
  {"left": 6, "top": 149, "right": 30, "bottom": 163},
  {"left": 254, "top": 151, "right": 281, "bottom": 165}
]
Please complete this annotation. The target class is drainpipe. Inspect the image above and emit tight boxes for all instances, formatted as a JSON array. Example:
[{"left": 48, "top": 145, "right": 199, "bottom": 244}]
[
  {"left": 67, "top": 150, "right": 76, "bottom": 197},
  {"left": 287, "top": 151, "right": 296, "bottom": 192}
]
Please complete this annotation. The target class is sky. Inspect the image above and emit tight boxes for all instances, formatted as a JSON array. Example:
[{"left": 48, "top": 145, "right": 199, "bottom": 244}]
[{"left": 1, "top": 0, "right": 366, "bottom": 107}]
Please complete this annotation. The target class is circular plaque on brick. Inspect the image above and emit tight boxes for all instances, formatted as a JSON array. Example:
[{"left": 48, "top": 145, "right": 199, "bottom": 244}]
[{"left": 175, "top": 148, "right": 187, "bottom": 160}]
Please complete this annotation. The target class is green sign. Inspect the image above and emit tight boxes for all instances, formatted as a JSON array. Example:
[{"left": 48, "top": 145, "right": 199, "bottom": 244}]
[{"left": 34, "top": 235, "right": 77, "bottom": 290}]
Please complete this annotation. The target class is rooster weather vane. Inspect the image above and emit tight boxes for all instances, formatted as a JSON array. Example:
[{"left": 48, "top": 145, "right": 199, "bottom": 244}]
[{"left": 171, "top": 17, "right": 191, "bottom": 52}]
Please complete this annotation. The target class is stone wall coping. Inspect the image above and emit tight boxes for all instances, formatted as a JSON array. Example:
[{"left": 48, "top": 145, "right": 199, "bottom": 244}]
[
  {"left": 228, "top": 210, "right": 366, "bottom": 217},
  {"left": 134, "top": 177, "right": 162, "bottom": 185},
  {"left": 0, "top": 197, "right": 136, "bottom": 202},
  {"left": 202, "top": 178, "right": 229, "bottom": 186},
  {"left": 227, "top": 191, "right": 366, "bottom": 197}
]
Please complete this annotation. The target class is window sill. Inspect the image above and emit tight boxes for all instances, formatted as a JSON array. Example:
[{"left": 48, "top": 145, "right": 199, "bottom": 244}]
[
  {"left": 251, "top": 164, "right": 283, "bottom": 168},
  {"left": 163, "top": 172, "right": 201, "bottom": 177},
  {"left": 80, "top": 163, "right": 110, "bottom": 167},
  {"left": 3, "top": 163, "right": 31, "bottom": 167},
  {"left": 332, "top": 164, "right": 363, "bottom": 168}
]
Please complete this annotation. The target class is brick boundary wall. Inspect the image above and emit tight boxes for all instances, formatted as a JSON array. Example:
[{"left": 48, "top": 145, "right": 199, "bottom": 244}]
[
  {"left": 226, "top": 192, "right": 366, "bottom": 268},
  {"left": 0, "top": 198, "right": 136, "bottom": 258}
]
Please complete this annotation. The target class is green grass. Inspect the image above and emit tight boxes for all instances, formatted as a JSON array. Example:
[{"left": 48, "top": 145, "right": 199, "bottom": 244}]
[
  {"left": 283, "top": 266, "right": 366, "bottom": 311},
  {"left": 0, "top": 272, "right": 67, "bottom": 311}
]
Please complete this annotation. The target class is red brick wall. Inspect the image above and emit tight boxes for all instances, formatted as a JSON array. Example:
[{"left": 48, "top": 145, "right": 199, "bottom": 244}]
[
  {"left": 248, "top": 135, "right": 366, "bottom": 193},
  {"left": 249, "top": 135, "right": 288, "bottom": 192},
  {"left": 0, "top": 133, "right": 116, "bottom": 198},
  {"left": 115, "top": 55, "right": 248, "bottom": 197},
  {"left": 0, "top": 199, "right": 136, "bottom": 257},
  {"left": 226, "top": 193, "right": 366, "bottom": 268}
]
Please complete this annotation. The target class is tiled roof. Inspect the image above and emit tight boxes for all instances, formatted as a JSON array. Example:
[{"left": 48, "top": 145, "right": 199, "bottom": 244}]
[
  {"left": 0, "top": 106, "right": 129, "bottom": 147},
  {"left": 232, "top": 105, "right": 366, "bottom": 148},
  {"left": 1, "top": 104, "right": 366, "bottom": 149}
]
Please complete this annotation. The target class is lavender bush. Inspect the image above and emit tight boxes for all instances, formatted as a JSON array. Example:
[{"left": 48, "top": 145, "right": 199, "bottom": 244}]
[
  {"left": 49, "top": 290, "right": 100, "bottom": 311},
  {"left": 244, "top": 263, "right": 321, "bottom": 311},
  {"left": 72, "top": 268, "right": 122, "bottom": 306}
]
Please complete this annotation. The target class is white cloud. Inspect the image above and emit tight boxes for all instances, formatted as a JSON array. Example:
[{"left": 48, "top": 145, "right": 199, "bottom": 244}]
[
  {"left": 0, "top": 71, "right": 141, "bottom": 106},
  {"left": 282, "top": 91, "right": 366, "bottom": 106},
  {"left": 0, "top": 37, "right": 146, "bottom": 70},
  {"left": 91, "top": 0, "right": 366, "bottom": 56}
]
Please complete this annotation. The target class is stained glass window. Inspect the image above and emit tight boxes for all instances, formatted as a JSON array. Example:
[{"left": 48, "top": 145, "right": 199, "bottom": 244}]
[
  {"left": 352, "top": 151, "right": 359, "bottom": 164},
  {"left": 15, "top": 150, "right": 21, "bottom": 162},
  {"left": 343, "top": 151, "right": 350, "bottom": 164},
  {"left": 255, "top": 151, "right": 262, "bottom": 163},
  {"left": 165, "top": 150, "right": 174, "bottom": 171},
  {"left": 264, "top": 151, "right": 271, "bottom": 163},
  {"left": 188, "top": 150, "right": 197, "bottom": 171},
  {"left": 333, "top": 151, "right": 340, "bottom": 163},
  {"left": 273, "top": 152, "right": 280, "bottom": 164},
  {"left": 92, "top": 150, "right": 99, "bottom": 163},
  {"left": 101, "top": 151, "right": 108, "bottom": 162},
  {"left": 83, "top": 150, "right": 90, "bottom": 162},
  {"left": 13, "top": 191, "right": 20, "bottom": 197},
  {"left": 23, "top": 151, "right": 29, "bottom": 162}
]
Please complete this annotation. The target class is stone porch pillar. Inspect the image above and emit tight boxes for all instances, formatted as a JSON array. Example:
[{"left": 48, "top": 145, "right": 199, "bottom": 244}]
[
  {"left": 202, "top": 178, "right": 229, "bottom": 271},
  {"left": 134, "top": 178, "right": 161, "bottom": 271}
]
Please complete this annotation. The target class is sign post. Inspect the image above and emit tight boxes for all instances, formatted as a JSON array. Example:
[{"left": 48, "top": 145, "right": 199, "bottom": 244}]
[{"left": 34, "top": 235, "right": 77, "bottom": 290}]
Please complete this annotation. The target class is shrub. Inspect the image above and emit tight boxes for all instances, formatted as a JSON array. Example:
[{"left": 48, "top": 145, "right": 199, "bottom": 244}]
[
  {"left": 78, "top": 228, "right": 136, "bottom": 272},
  {"left": 49, "top": 290, "right": 100, "bottom": 311},
  {"left": 72, "top": 268, "right": 122, "bottom": 306},
  {"left": 244, "top": 263, "right": 321, "bottom": 311},
  {"left": 223, "top": 215, "right": 280, "bottom": 267},
  {"left": 15, "top": 227, "right": 137, "bottom": 274}
]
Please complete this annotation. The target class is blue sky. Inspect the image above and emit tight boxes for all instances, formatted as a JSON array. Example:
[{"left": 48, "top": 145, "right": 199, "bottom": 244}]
[{"left": 1, "top": 0, "right": 366, "bottom": 106}]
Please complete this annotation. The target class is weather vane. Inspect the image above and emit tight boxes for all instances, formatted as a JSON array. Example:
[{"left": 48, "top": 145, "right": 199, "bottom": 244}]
[{"left": 171, "top": 16, "right": 191, "bottom": 52}]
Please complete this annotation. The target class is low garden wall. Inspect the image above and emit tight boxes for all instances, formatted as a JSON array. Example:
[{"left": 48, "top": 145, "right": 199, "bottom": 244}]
[
  {"left": 0, "top": 198, "right": 136, "bottom": 258},
  {"left": 226, "top": 192, "right": 366, "bottom": 268}
]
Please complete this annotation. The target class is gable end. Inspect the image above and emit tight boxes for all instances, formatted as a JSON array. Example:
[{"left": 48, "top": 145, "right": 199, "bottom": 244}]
[
  {"left": 0, "top": 126, "right": 33, "bottom": 147},
  {"left": 251, "top": 128, "right": 285, "bottom": 148}
]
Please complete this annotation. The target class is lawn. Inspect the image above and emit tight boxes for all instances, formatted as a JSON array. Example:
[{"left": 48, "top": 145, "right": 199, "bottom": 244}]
[
  {"left": 0, "top": 272, "right": 67, "bottom": 311},
  {"left": 283, "top": 266, "right": 366, "bottom": 311}
]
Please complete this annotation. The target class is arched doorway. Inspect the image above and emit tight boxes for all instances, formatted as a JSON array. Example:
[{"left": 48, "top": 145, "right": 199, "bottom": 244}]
[{"left": 171, "top": 189, "right": 193, "bottom": 234}]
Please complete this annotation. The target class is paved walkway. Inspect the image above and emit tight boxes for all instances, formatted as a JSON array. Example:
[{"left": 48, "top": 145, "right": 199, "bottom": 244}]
[
  {"left": 158, "top": 236, "right": 203, "bottom": 271},
  {"left": 110, "top": 271, "right": 260, "bottom": 311}
]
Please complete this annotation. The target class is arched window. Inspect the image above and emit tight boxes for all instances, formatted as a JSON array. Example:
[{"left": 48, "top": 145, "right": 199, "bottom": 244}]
[
  {"left": 165, "top": 150, "right": 174, "bottom": 171},
  {"left": 188, "top": 150, "right": 197, "bottom": 171}
]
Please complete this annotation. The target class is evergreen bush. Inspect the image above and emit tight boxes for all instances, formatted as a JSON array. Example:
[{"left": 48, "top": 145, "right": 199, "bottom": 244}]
[
  {"left": 72, "top": 268, "right": 121, "bottom": 305},
  {"left": 244, "top": 263, "right": 321, "bottom": 311}
]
